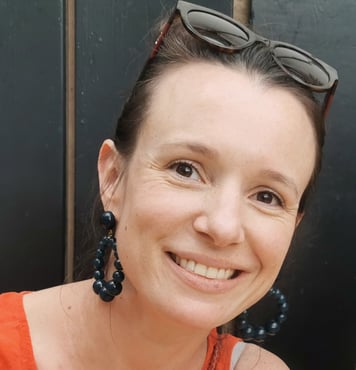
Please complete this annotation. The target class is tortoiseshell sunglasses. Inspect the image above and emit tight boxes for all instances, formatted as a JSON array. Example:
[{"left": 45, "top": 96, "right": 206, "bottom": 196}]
[{"left": 151, "top": 0, "right": 338, "bottom": 118}]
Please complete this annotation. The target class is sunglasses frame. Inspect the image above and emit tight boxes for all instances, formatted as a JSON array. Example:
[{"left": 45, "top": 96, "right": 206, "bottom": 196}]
[{"left": 151, "top": 0, "right": 338, "bottom": 118}]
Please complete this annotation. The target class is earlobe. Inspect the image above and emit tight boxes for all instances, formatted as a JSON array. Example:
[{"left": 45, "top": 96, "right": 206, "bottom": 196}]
[{"left": 97, "top": 139, "right": 123, "bottom": 209}]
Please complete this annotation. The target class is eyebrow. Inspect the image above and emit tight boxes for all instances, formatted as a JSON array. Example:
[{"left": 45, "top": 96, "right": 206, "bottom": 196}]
[
  {"left": 160, "top": 141, "right": 219, "bottom": 159},
  {"left": 159, "top": 142, "right": 299, "bottom": 195},
  {"left": 259, "top": 169, "right": 299, "bottom": 196}
]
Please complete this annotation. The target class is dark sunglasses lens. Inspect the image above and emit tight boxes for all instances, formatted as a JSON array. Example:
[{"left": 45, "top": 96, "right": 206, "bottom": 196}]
[
  {"left": 186, "top": 10, "right": 249, "bottom": 48},
  {"left": 274, "top": 46, "right": 330, "bottom": 87}
]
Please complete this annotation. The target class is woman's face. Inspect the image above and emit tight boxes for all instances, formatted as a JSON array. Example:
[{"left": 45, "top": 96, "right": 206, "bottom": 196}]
[{"left": 99, "top": 62, "right": 316, "bottom": 329}]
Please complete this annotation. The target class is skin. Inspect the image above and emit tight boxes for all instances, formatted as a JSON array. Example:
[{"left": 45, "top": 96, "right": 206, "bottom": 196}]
[{"left": 24, "top": 61, "right": 316, "bottom": 369}]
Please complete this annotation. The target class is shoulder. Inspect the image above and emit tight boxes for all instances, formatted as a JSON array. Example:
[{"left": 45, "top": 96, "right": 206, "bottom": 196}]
[{"left": 234, "top": 343, "right": 289, "bottom": 369}]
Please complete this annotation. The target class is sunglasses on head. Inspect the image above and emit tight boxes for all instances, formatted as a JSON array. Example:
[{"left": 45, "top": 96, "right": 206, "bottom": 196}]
[{"left": 151, "top": 0, "right": 338, "bottom": 118}]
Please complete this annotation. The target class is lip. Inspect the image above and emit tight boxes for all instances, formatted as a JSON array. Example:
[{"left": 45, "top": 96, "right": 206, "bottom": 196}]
[{"left": 165, "top": 252, "right": 247, "bottom": 294}]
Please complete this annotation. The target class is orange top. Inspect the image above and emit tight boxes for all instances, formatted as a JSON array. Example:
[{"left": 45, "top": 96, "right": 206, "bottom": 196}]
[
  {"left": 0, "top": 292, "right": 242, "bottom": 370},
  {"left": 0, "top": 292, "right": 36, "bottom": 370},
  {"left": 201, "top": 328, "right": 243, "bottom": 370}
]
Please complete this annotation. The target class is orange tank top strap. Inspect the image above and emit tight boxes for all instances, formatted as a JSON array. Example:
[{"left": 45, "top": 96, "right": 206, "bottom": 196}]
[{"left": 201, "top": 328, "right": 245, "bottom": 370}]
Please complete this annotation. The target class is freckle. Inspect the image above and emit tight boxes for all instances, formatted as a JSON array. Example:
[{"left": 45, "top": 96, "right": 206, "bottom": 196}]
[
  {"left": 124, "top": 225, "right": 127, "bottom": 231},
  {"left": 67, "top": 306, "right": 72, "bottom": 310}
]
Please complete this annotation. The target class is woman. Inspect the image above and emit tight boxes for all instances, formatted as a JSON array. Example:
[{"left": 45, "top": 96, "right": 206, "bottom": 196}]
[{"left": 0, "top": 1, "right": 338, "bottom": 369}]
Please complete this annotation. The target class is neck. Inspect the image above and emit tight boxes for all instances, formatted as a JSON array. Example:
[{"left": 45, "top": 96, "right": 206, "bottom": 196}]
[{"left": 67, "top": 280, "right": 211, "bottom": 370}]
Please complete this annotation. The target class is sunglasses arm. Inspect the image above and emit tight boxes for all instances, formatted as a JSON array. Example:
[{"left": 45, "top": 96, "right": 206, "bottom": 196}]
[
  {"left": 323, "top": 80, "right": 338, "bottom": 120},
  {"left": 150, "top": 12, "right": 178, "bottom": 59}
]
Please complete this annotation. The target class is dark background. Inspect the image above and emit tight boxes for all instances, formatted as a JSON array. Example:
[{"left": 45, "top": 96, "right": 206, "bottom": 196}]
[{"left": 0, "top": 0, "right": 355, "bottom": 369}]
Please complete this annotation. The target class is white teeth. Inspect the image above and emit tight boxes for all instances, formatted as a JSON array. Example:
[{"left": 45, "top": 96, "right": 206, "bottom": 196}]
[
  {"left": 224, "top": 269, "right": 231, "bottom": 279},
  {"left": 186, "top": 260, "right": 196, "bottom": 272},
  {"left": 217, "top": 268, "right": 225, "bottom": 279},
  {"left": 206, "top": 267, "right": 218, "bottom": 279},
  {"left": 173, "top": 255, "right": 236, "bottom": 280},
  {"left": 195, "top": 263, "right": 207, "bottom": 275}
]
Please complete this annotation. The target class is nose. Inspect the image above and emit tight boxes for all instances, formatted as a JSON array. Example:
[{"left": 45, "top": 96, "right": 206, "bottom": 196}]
[{"left": 192, "top": 187, "right": 245, "bottom": 248}]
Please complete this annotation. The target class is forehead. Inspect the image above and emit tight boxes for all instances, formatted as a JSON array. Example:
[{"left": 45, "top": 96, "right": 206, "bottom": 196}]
[
  {"left": 148, "top": 62, "right": 308, "bottom": 121},
  {"left": 145, "top": 62, "right": 313, "bottom": 138},
  {"left": 139, "top": 62, "right": 316, "bottom": 186}
]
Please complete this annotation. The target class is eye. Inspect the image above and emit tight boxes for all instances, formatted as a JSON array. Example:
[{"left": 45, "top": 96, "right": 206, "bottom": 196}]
[
  {"left": 169, "top": 161, "right": 201, "bottom": 181},
  {"left": 256, "top": 190, "right": 283, "bottom": 207}
]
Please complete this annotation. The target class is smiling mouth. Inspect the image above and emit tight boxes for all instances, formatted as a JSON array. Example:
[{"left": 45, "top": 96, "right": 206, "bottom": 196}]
[{"left": 170, "top": 253, "right": 239, "bottom": 280}]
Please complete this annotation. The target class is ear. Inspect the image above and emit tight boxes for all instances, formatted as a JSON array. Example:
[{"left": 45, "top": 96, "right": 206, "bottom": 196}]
[{"left": 97, "top": 139, "right": 125, "bottom": 210}]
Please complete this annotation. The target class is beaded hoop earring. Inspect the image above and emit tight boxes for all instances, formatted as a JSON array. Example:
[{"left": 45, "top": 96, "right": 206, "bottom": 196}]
[
  {"left": 92, "top": 211, "right": 125, "bottom": 302},
  {"left": 236, "top": 287, "right": 288, "bottom": 342}
]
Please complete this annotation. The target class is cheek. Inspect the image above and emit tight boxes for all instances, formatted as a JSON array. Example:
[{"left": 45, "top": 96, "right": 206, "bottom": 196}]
[
  {"left": 121, "top": 182, "right": 200, "bottom": 236},
  {"left": 247, "top": 218, "right": 295, "bottom": 271}
]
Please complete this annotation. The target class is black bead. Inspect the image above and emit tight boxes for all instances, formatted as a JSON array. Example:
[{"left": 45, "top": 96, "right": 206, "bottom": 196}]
[
  {"left": 100, "top": 211, "right": 116, "bottom": 230},
  {"left": 254, "top": 326, "right": 267, "bottom": 342},
  {"left": 93, "top": 279, "right": 104, "bottom": 294},
  {"left": 93, "top": 269, "right": 104, "bottom": 280},
  {"left": 277, "top": 313, "right": 287, "bottom": 323},
  {"left": 278, "top": 294, "right": 287, "bottom": 304},
  {"left": 100, "top": 236, "right": 114, "bottom": 249},
  {"left": 280, "top": 301, "right": 289, "bottom": 313},
  {"left": 110, "top": 241, "right": 117, "bottom": 251},
  {"left": 106, "top": 280, "right": 123, "bottom": 296},
  {"left": 95, "top": 248, "right": 105, "bottom": 258},
  {"left": 273, "top": 288, "right": 282, "bottom": 298},
  {"left": 99, "top": 286, "right": 115, "bottom": 302},
  {"left": 236, "top": 318, "right": 248, "bottom": 330},
  {"left": 112, "top": 270, "right": 125, "bottom": 283},
  {"left": 241, "top": 324, "right": 255, "bottom": 341},
  {"left": 93, "top": 257, "right": 104, "bottom": 269},
  {"left": 98, "top": 239, "right": 107, "bottom": 249},
  {"left": 114, "top": 259, "right": 123, "bottom": 270},
  {"left": 266, "top": 320, "right": 280, "bottom": 335}
]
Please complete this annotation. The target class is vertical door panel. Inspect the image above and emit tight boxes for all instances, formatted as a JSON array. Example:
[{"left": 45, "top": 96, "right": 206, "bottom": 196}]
[{"left": 0, "top": 1, "right": 65, "bottom": 291}]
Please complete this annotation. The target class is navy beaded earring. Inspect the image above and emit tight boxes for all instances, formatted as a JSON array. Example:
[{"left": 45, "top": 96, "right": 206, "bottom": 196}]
[
  {"left": 236, "top": 287, "right": 288, "bottom": 343},
  {"left": 92, "top": 211, "right": 125, "bottom": 302}
]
